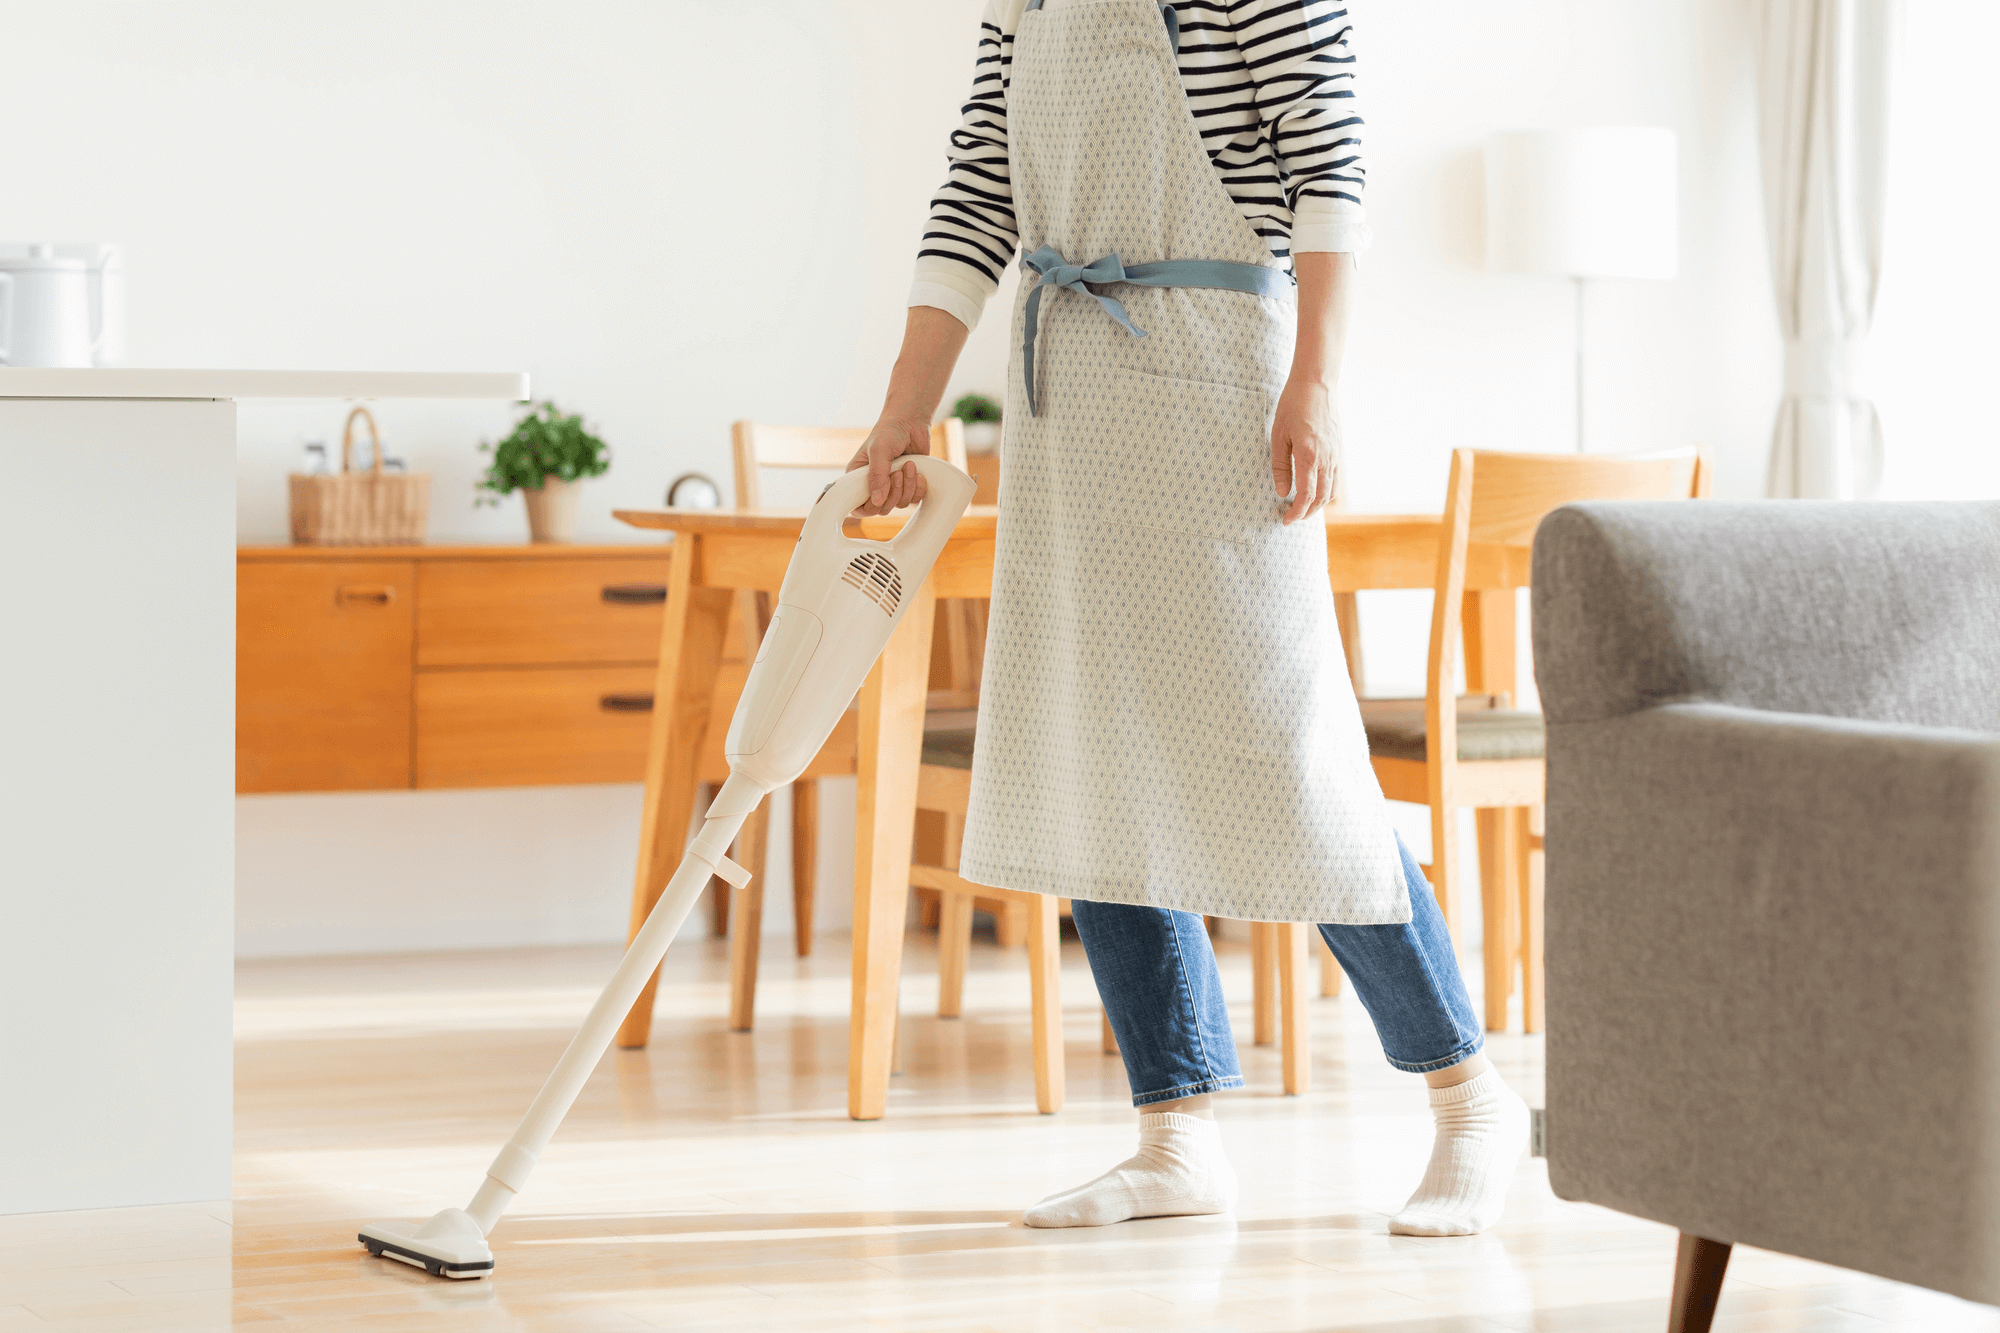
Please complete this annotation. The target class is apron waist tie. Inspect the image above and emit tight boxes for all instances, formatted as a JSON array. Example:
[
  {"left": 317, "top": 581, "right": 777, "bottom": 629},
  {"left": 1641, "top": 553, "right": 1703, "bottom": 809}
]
[{"left": 1019, "top": 243, "right": 1292, "bottom": 416}]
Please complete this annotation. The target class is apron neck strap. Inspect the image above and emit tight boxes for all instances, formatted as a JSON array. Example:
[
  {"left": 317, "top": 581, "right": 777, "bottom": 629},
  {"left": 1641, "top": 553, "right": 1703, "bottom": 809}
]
[{"left": 1025, "top": 0, "right": 1180, "bottom": 56}]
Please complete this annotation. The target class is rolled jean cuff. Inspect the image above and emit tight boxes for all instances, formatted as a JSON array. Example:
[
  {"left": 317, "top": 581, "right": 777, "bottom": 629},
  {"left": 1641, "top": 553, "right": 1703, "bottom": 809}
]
[
  {"left": 1385, "top": 1034, "right": 1485, "bottom": 1075},
  {"left": 1132, "top": 1075, "right": 1244, "bottom": 1107}
]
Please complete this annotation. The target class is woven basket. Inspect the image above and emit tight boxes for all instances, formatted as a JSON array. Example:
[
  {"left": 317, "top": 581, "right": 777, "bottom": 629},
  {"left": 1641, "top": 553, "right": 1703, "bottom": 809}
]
[{"left": 289, "top": 406, "right": 431, "bottom": 545}]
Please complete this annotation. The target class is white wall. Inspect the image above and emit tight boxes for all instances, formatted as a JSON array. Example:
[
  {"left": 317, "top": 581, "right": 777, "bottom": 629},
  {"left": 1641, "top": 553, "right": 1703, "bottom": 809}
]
[
  {"left": 3, "top": 1, "right": 1784, "bottom": 958},
  {"left": 235, "top": 780, "right": 857, "bottom": 958}
]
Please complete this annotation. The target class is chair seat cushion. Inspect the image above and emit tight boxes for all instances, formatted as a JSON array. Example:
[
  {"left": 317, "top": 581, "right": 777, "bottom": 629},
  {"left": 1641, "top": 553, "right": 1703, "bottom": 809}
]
[
  {"left": 928, "top": 712, "right": 1542, "bottom": 768},
  {"left": 921, "top": 726, "right": 978, "bottom": 770},
  {"left": 1362, "top": 703, "right": 1545, "bottom": 764}
]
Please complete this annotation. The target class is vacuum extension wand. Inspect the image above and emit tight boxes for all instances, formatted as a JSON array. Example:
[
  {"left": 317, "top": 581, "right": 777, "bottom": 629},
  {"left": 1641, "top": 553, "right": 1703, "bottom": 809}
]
[{"left": 360, "top": 455, "right": 977, "bottom": 1278}]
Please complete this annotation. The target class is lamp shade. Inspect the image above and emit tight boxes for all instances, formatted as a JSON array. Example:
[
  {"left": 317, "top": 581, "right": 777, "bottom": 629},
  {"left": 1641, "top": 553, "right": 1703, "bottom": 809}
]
[{"left": 1485, "top": 128, "right": 1678, "bottom": 280}]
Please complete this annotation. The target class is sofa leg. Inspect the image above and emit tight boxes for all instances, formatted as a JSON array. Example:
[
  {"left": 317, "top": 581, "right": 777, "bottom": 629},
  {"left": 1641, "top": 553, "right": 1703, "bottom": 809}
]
[{"left": 1668, "top": 1232, "right": 1732, "bottom": 1333}]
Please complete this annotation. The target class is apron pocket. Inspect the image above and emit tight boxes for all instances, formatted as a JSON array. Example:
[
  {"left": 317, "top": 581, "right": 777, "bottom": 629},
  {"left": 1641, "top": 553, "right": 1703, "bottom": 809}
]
[{"left": 1106, "top": 367, "right": 1275, "bottom": 545}]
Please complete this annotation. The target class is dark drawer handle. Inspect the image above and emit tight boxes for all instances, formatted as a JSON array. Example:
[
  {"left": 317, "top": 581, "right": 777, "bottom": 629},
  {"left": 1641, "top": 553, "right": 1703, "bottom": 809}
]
[
  {"left": 602, "top": 584, "right": 667, "bottom": 605},
  {"left": 337, "top": 584, "right": 396, "bottom": 605},
  {"left": 600, "top": 693, "right": 655, "bottom": 713}
]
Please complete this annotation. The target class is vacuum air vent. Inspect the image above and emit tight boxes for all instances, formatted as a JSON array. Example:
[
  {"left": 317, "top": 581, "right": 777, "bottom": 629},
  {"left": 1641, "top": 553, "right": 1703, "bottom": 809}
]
[{"left": 841, "top": 550, "right": 903, "bottom": 617}]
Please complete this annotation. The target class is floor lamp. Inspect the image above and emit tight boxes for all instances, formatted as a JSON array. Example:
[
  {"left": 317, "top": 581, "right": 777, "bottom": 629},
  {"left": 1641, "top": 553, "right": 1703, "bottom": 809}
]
[{"left": 1484, "top": 128, "right": 1678, "bottom": 453}]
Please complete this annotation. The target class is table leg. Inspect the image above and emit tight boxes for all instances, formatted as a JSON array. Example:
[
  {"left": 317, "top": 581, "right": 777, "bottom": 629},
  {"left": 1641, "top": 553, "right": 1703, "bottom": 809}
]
[
  {"left": 1251, "top": 922, "right": 1278, "bottom": 1046},
  {"left": 726, "top": 795, "right": 770, "bottom": 1032},
  {"left": 792, "top": 780, "right": 819, "bottom": 957},
  {"left": 1024, "top": 891, "right": 1065, "bottom": 1114},
  {"left": 1333, "top": 591, "right": 1365, "bottom": 693},
  {"left": 617, "top": 536, "right": 733, "bottom": 1050},
  {"left": 848, "top": 582, "right": 937, "bottom": 1120}
]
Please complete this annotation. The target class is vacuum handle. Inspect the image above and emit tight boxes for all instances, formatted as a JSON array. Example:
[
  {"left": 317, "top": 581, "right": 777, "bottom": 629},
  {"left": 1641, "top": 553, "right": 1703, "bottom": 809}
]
[
  {"left": 883, "top": 455, "right": 979, "bottom": 561},
  {"left": 797, "top": 454, "right": 976, "bottom": 559}
]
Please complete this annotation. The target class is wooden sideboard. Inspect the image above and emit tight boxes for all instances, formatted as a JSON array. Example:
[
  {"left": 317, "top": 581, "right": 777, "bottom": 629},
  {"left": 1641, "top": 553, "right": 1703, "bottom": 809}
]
[{"left": 237, "top": 544, "right": 673, "bottom": 794}]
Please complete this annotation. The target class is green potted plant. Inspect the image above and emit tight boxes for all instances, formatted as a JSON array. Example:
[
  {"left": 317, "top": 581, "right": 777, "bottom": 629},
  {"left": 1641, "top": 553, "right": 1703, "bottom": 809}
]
[
  {"left": 475, "top": 401, "right": 610, "bottom": 543},
  {"left": 950, "top": 391, "right": 1002, "bottom": 453}
]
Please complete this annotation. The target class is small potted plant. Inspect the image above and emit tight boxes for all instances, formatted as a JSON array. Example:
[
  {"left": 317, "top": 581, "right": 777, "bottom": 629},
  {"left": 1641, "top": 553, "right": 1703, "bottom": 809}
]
[
  {"left": 475, "top": 401, "right": 610, "bottom": 543},
  {"left": 951, "top": 392, "right": 1002, "bottom": 453}
]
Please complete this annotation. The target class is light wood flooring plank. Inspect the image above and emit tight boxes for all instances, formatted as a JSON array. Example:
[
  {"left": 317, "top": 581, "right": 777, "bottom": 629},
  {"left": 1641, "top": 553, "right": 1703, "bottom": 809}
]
[{"left": 1, "top": 935, "right": 1992, "bottom": 1332}]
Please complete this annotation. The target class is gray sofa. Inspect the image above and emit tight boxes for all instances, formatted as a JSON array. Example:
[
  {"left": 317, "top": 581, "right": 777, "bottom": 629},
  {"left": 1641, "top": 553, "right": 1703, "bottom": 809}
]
[{"left": 1531, "top": 500, "right": 2000, "bottom": 1329}]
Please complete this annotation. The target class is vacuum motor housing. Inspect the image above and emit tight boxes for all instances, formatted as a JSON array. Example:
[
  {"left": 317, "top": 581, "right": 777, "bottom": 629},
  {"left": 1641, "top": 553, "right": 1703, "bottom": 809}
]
[{"left": 724, "top": 457, "right": 976, "bottom": 789}]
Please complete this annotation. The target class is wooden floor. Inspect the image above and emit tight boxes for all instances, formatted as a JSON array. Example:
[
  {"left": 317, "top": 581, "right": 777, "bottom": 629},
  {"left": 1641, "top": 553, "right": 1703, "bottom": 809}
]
[{"left": 2, "top": 932, "right": 1993, "bottom": 1331}]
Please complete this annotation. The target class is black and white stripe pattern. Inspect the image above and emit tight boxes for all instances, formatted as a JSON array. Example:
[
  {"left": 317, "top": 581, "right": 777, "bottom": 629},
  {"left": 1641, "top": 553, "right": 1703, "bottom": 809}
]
[{"left": 912, "top": 0, "right": 1370, "bottom": 329}]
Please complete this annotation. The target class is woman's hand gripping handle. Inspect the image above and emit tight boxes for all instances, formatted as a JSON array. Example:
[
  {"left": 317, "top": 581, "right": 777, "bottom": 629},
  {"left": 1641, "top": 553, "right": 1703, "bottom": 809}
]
[{"left": 849, "top": 305, "right": 972, "bottom": 516}]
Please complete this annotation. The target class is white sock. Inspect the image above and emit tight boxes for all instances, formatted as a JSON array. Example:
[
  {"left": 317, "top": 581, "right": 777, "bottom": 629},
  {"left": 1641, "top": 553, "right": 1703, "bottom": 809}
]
[
  {"left": 1389, "top": 1069, "right": 1530, "bottom": 1237},
  {"left": 1022, "top": 1112, "right": 1237, "bottom": 1228}
]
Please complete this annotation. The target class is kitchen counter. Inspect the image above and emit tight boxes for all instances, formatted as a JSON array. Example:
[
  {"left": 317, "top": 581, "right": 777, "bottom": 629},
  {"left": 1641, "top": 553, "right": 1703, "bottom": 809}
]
[
  {"left": 0, "top": 367, "right": 528, "bottom": 399},
  {"left": 0, "top": 370, "right": 527, "bottom": 1217}
]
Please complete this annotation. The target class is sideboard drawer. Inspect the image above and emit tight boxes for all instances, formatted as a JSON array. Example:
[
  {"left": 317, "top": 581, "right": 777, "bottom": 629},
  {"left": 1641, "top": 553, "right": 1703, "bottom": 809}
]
[
  {"left": 238, "top": 561, "right": 415, "bottom": 793},
  {"left": 414, "top": 666, "right": 657, "bottom": 789},
  {"left": 417, "top": 556, "right": 671, "bottom": 667}
]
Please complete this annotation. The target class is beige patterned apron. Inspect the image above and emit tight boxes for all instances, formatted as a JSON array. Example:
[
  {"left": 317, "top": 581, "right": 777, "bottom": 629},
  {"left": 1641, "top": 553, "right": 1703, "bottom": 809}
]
[{"left": 957, "top": 0, "right": 1408, "bottom": 924}]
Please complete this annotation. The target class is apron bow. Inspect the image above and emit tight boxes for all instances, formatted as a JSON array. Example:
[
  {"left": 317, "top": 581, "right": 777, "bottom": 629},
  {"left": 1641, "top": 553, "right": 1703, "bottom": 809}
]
[{"left": 1020, "top": 244, "right": 1149, "bottom": 416}]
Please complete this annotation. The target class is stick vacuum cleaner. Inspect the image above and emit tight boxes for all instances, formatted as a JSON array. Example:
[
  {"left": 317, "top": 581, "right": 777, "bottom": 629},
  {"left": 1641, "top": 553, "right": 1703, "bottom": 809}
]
[{"left": 359, "top": 455, "right": 976, "bottom": 1278}]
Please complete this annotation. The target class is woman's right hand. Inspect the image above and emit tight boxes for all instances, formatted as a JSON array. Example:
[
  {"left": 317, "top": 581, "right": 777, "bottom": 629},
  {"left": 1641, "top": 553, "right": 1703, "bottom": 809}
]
[{"left": 846, "top": 414, "right": 933, "bottom": 516}]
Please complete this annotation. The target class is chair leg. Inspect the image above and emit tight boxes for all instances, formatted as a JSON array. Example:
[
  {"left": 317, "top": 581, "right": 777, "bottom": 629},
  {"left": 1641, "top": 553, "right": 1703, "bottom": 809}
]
[
  {"left": 1517, "top": 805, "right": 1545, "bottom": 1033},
  {"left": 707, "top": 880, "right": 729, "bottom": 939},
  {"left": 1318, "top": 932, "right": 1343, "bottom": 997},
  {"left": 1668, "top": 1233, "right": 1732, "bottom": 1333},
  {"left": 1100, "top": 1009, "right": 1120, "bottom": 1055},
  {"left": 942, "top": 811, "right": 966, "bottom": 866},
  {"left": 936, "top": 889, "right": 972, "bottom": 1019},
  {"left": 1250, "top": 922, "right": 1278, "bottom": 1046},
  {"left": 791, "top": 780, "right": 817, "bottom": 957},
  {"left": 1276, "top": 922, "right": 1310, "bottom": 1095},
  {"left": 1024, "top": 893, "right": 1065, "bottom": 1114},
  {"left": 700, "top": 783, "right": 728, "bottom": 938},
  {"left": 1476, "top": 807, "right": 1520, "bottom": 1032},
  {"left": 726, "top": 795, "right": 770, "bottom": 1032},
  {"left": 994, "top": 900, "right": 1028, "bottom": 948}
]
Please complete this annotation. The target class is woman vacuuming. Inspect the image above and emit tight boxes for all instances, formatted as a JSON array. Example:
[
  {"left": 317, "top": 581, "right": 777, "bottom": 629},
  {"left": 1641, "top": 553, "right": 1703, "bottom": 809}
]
[{"left": 849, "top": 0, "right": 1528, "bottom": 1235}]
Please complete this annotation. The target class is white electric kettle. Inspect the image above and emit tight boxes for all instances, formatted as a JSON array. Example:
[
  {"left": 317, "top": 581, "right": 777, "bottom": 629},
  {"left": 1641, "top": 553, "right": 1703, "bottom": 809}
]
[{"left": 0, "top": 243, "right": 126, "bottom": 368}]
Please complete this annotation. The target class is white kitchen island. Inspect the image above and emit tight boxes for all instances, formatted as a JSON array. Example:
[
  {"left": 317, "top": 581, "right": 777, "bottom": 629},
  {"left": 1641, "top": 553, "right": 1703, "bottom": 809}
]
[{"left": 0, "top": 369, "right": 527, "bottom": 1215}]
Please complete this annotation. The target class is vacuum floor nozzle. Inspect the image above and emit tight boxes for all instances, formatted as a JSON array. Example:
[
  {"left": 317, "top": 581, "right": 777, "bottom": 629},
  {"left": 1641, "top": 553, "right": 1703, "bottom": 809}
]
[{"left": 358, "top": 1210, "right": 494, "bottom": 1279}]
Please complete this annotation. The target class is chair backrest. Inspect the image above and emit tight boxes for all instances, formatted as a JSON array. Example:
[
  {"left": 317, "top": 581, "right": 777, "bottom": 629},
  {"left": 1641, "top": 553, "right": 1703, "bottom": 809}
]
[
  {"left": 1425, "top": 447, "right": 1706, "bottom": 759},
  {"left": 732, "top": 420, "right": 968, "bottom": 508},
  {"left": 1463, "top": 447, "right": 1707, "bottom": 551}
]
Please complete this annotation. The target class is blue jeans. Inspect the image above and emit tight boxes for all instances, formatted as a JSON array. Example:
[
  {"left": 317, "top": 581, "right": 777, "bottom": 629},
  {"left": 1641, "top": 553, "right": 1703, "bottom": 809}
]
[{"left": 1071, "top": 833, "right": 1483, "bottom": 1106}]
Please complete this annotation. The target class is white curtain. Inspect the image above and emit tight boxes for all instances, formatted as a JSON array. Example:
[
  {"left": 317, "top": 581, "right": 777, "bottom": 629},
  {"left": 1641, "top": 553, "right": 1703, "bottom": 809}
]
[{"left": 1757, "top": 0, "right": 1898, "bottom": 499}]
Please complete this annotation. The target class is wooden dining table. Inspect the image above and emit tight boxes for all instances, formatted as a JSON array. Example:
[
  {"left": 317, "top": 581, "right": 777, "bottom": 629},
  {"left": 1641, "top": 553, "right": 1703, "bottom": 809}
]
[{"left": 608, "top": 504, "right": 1521, "bottom": 1120}]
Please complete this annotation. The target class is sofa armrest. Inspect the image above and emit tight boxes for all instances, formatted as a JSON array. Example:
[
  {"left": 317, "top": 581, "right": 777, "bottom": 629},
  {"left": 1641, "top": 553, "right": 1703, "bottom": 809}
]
[
  {"left": 1548, "top": 701, "right": 2000, "bottom": 1304},
  {"left": 1531, "top": 501, "right": 2000, "bottom": 729}
]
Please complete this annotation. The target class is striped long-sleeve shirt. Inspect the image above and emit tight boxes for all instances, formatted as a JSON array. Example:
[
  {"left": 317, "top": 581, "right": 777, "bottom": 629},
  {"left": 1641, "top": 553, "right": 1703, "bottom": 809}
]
[{"left": 910, "top": 0, "right": 1372, "bottom": 332}]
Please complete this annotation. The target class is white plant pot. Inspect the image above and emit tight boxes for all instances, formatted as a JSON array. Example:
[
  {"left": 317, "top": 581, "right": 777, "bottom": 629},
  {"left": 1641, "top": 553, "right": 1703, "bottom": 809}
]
[
  {"left": 522, "top": 475, "right": 579, "bottom": 544},
  {"left": 963, "top": 421, "right": 1001, "bottom": 453}
]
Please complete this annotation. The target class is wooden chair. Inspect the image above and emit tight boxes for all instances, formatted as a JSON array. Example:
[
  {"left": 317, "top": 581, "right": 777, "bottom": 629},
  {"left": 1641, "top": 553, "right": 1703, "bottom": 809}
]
[
  {"left": 909, "top": 725, "right": 1066, "bottom": 1113},
  {"left": 719, "top": 419, "right": 972, "bottom": 1030},
  {"left": 1364, "top": 447, "right": 1708, "bottom": 1033}
]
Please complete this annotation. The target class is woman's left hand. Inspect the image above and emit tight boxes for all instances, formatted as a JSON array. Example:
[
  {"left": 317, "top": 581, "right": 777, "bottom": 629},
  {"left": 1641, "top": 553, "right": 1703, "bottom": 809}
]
[{"left": 1271, "top": 377, "right": 1340, "bottom": 524}]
